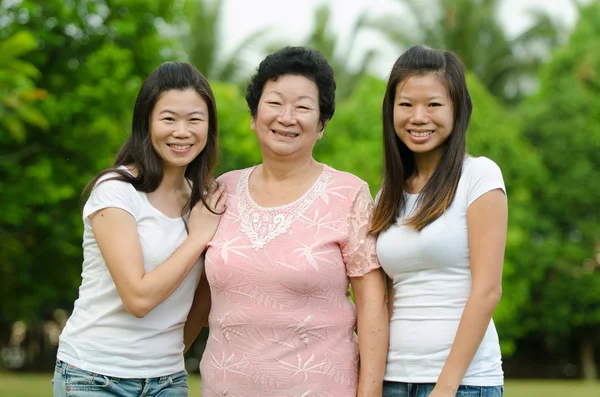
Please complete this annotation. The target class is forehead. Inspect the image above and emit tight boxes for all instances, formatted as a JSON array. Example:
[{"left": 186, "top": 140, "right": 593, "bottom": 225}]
[
  {"left": 262, "top": 74, "right": 319, "bottom": 99},
  {"left": 154, "top": 89, "right": 208, "bottom": 110},
  {"left": 395, "top": 74, "right": 450, "bottom": 98}
]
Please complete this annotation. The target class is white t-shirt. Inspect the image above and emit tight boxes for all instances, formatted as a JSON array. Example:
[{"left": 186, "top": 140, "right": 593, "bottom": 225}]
[
  {"left": 57, "top": 170, "right": 203, "bottom": 378},
  {"left": 376, "top": 156, "right": 505, "bottom": 386}
]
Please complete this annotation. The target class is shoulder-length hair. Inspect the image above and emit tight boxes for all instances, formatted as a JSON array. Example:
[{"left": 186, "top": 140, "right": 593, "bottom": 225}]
[
  {"left": 81, "top": 62, "right": 219, "bottom": 225},
  {"left": 371, "top": 45, "right": 472, "bottom": 234}
]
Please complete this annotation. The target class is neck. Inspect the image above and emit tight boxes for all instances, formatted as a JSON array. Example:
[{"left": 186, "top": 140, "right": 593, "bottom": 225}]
[
  {"left": 260, "top": 155, "right": 319, "bottom": 182},
  {"left": 158, "top": 164, "right": 188, "bottom": 193},
  {"left": 413, "top": 149, "right": 443, "bottom": 181}
]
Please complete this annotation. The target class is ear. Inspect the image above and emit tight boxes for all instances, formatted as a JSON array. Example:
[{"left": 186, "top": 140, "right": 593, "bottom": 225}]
[{"left": 250, "top": 117, "right": 256, "bottom": 131}]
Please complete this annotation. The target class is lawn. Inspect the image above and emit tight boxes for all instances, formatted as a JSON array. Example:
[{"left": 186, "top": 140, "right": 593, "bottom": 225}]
[{"left": 1, "top": 373, "right": 599, "bottom": 396}]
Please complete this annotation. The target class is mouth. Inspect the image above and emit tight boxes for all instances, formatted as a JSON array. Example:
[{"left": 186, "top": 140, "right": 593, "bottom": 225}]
[
  {"left": 167, "top": 144, "right": 193, "bottom": 150},
  {"left": 408, "top": 130, "right": 434, "bottom": 137},
  {"left": 272, "top": 130, "right": 300, "bottom": 138}
]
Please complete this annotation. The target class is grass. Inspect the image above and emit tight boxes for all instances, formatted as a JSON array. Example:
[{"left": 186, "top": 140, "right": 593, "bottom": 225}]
[{"left": 1, "top": 373, "right": 599, "bottom": 396}]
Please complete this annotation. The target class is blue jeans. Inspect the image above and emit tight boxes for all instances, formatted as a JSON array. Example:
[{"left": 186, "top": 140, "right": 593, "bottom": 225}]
[
  {"left": 383, "top": 381, "right": 503, "bottom": 397},
  {"left": 52, "top": 359, "right": 188, "bottom": 396}
]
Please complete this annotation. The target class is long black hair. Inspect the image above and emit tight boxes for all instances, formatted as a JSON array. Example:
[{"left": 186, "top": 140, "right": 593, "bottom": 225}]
[
  {"left": 81, "top": 62, "right": 219, "bottom": 225},
  {"left": 371, "top": 45, "right": 472, "bottom": 234}
]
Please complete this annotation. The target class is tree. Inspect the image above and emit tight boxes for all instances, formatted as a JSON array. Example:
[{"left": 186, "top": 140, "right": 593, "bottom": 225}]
[
  {"left": 0, "top": 31, "right": 48, "bottom": 143},
  {"left": 520, "top": 1, "right": 600, "bottom": 380},
  {"left": 182, "top": 0, "right": 270, "bottom": 82},
  {"left": 367, "top": 0, "right": 563, "bottom": 102},
  {"left": 0, "top": 0, "right": 185, "bottom": 369},
  {"left": 304, "top": 4, "right": 376, "bottom": 100}
]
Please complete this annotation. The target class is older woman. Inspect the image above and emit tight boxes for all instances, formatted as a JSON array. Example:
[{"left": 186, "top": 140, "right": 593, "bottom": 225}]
[{"left": 198, "top": 47, "right": 388, "bottom": 396}]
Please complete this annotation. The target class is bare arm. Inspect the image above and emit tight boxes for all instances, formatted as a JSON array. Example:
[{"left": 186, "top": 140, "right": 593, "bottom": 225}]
[
  {"left": 431, "top": 189, "right": 507, "bottom": 396},
  {"left": 184, "top": 271, "right": 211, "bottom": 352},
  {"left": 351, "top": 268, "right": 389, "bottom": 397},
  {"left": 91, "top": 185, "right": 226, "bottom": 318}
]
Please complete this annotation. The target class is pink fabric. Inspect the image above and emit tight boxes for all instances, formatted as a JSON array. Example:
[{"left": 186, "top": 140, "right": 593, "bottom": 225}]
[{"left": 200, "top": 165, "right": 380, "bottom": 397}]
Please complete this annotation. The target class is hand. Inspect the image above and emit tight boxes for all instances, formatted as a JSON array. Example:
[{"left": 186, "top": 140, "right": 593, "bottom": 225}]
[{"left": 188, "top": 183, "right": 227, "bottom": 243}]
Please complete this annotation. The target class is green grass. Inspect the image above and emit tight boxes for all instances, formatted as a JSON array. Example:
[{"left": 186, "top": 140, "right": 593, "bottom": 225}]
[{"left": 1, "top": 373, "right": 599, "bottom": 396}]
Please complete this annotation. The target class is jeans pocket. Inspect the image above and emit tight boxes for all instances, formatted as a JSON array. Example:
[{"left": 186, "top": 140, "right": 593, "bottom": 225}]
[
  {"left": 66, "top": 365, "right": 110, "bottom": 391},
  {"left": 456, "top": 385, "right": 482, "bottom": 397},
  {"left": 168, "top": 370, "right": 189, "bottom": 389}
]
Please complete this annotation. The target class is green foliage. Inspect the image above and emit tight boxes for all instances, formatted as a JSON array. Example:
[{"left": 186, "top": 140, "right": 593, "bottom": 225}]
[
  {"left": 0, "top": 0, "right": 597, "bottom": 378},
  {"left": 368, "top": 0, "right": 563, "bottom": 102},
  {"left": 0, "top": 31, "right": 48, "bottom": 141},
  {"left": 183, "top": 0, "right": 270, "bottom": 82},
  {"left": 520, "top": 1, "right": 600, "bottom": 345},
  {"left": 0, "top": 0, "right": 183, "bottom": 327}
]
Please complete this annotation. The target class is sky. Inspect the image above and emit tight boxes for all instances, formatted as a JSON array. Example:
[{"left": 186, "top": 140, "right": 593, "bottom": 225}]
[{"left": 217, "top": 0, "right": 581, "bottom": 78}]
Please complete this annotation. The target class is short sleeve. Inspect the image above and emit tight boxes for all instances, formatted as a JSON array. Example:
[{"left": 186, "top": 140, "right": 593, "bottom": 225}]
[
  {"left": 82, "top": 175, "right": 138, "bottom": 221},
  {"left": 466, "top": 157, "right": 506, "bottom": 207},
  {"left": 342, "top": 183, "right": 381, "bottom": 277}
]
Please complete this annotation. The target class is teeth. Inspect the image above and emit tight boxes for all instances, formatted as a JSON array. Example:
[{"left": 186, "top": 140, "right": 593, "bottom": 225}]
[
  {"left": 409, "top": 130, "right": 433, "bottom": 137},
  {"left": 169, "top": 144, "right": 191, "bottom": 150},
  {"left": 274, "top": 131, "right": 298, "bottom": 137}
]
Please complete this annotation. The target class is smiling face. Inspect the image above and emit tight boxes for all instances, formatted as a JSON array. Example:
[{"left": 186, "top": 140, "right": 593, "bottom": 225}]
[
  {"left": 393, "top": 73, "right": 454, "bottom": 158},
  {"left": 150, "top": 89, "right": 209, "bottom": 170},
  {"left": 251, "top": 74, "right": 323, "bottom": 160}
]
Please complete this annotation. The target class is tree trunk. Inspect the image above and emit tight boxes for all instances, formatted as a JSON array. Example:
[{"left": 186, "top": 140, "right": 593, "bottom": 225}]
[{"left": 580, "top": 335, "right": 598, "bottom": 381}]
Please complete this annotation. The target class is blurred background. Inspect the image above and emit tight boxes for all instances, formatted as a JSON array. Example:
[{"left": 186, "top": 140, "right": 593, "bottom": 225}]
[{"left": 0, "top": 0, "right": 598, "bottom": 395}]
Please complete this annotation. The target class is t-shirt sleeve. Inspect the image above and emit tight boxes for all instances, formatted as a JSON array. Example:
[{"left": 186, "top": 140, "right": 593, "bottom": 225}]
[
  {"left": 82, "top": 175, "right": 138, "bottom": 221},
  {"left": 342, "top": 183, "right": 381, "bottom": 277},
  {"left": 466, "top": 157, "right": 506, "bottom": 207}
]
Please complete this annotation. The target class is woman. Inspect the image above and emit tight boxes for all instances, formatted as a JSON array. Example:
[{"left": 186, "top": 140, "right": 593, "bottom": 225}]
[
  {"left": 53, "top": 62, "right": 226, "bottom": 396},
  {"left": 373, "top": 45, "right": 506, "bottom": 397},
  {"left": 199, "top": 46, "right": 388, "bottom": 396}
]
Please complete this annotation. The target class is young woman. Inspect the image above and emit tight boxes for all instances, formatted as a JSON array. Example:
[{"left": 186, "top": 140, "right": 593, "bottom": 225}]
[
  {"left": 373, "top": 45, "right": 507, "bottom": 397},
  {"left": 198, "top": 46, "right": 388, "bottom": 397},
  {"left": 53, "top": 62, "right": 226, "bottom": 397}
]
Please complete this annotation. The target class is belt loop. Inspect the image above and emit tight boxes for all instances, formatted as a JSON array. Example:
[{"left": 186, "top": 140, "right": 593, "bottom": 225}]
[{"left": 57, "top": 359, "right": 68, "bottom": 376}]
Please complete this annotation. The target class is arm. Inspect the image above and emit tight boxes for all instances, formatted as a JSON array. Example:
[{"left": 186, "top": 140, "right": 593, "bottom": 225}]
[
  {"left": 91, "top": 185, "right": 226, "bottom": 318},
  {"left": 431, "top": 189, "right": 507, "bottom": 396},
  {"left": 351, "top": 268, "right": 388, "bottom": 397},
  {"left": 184, "top": 270, "right": 212, "bottom": 352}
]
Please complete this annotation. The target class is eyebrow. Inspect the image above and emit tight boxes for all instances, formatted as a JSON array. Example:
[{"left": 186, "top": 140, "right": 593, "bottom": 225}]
[
  {"left": 159, "top": 110, "right": 206, "bottom": 116},
  {"left": 264, "top": 91, "right": 316, "bottom": 103},
  {"left": 398, "top": 95, "right": 445, "bottom": 101}
]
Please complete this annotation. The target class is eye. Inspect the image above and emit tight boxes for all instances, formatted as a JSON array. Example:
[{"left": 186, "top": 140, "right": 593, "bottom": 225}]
[
  {"left": 162, "top": 117, "right": 175, "bottom": 121},
  {"left": 297, "top": 105, "right": 311, "bottom": 110},
  {"left": 190, "top": 117, "right": 203, "bottom": 122},
  {"left": 398, "top": 102, "right": 411, "bottom": 107},
  {"left": 267, "top": 101, "right": 282, "bottom": 106},
  {"left": 429, "top": 102, "right": 442, "bottom": 107}
]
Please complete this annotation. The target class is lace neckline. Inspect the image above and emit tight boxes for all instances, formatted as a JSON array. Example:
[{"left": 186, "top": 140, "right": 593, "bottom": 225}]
[{"left": 236, "top": 165, "right": 332, "bottom": 250}]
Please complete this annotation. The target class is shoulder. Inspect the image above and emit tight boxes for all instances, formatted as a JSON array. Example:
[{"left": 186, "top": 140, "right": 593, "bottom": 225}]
[
  {"left": 324, "top": 165, "right": 370, "bottom": 190},
  {"left": 216, "top": 167, "right": 252, "bottom": 189},
  {"left": 92, "top": 168, "right": 136, "bottom": 195},
  {"left": 462, "top": 156, "right": 503, "bottom": 178},
  {"left": 461, "top": 156, "right": 506, "bottom": 205}
]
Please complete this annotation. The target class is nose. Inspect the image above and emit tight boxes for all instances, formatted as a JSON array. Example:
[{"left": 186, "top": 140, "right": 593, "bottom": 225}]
[
  {"left": 410, "top": 105, "right": 429, "bottom": 124},
  {"left": 172, "top": 120, "right": 191, "bottom": 137},
  {"left": 277, "top": 105, "right": 297, "bottom": 125}
]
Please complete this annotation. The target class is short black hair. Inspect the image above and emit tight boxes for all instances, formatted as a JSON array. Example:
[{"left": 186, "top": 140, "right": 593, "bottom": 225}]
[{"left": 245, "top": 46, "right": 336, "bottom": 126}]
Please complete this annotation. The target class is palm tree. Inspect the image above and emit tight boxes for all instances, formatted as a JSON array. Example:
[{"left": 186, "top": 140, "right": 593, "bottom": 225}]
[
  {"left": 305, "top": 3, "right": 376, "bottom": 99},
  {"left": 367, "top": 0, "right": 563, "bottom": 102},
  {"left": 183, "top": 0, "right": 270, "bottom": 82}
]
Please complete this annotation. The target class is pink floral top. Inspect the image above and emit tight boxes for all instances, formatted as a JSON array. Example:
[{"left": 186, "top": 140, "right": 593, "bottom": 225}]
[{"left": 200, "top": 165, "right": 380, "bottom": 397}]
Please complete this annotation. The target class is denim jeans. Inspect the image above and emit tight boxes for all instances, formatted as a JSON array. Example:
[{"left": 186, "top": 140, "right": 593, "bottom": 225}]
[
  {"left": 383, "top": 381, "right": 503, "bottom": 397},
  {"left": 52, "top": 359, "right": 188, "bottom": 396}
]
